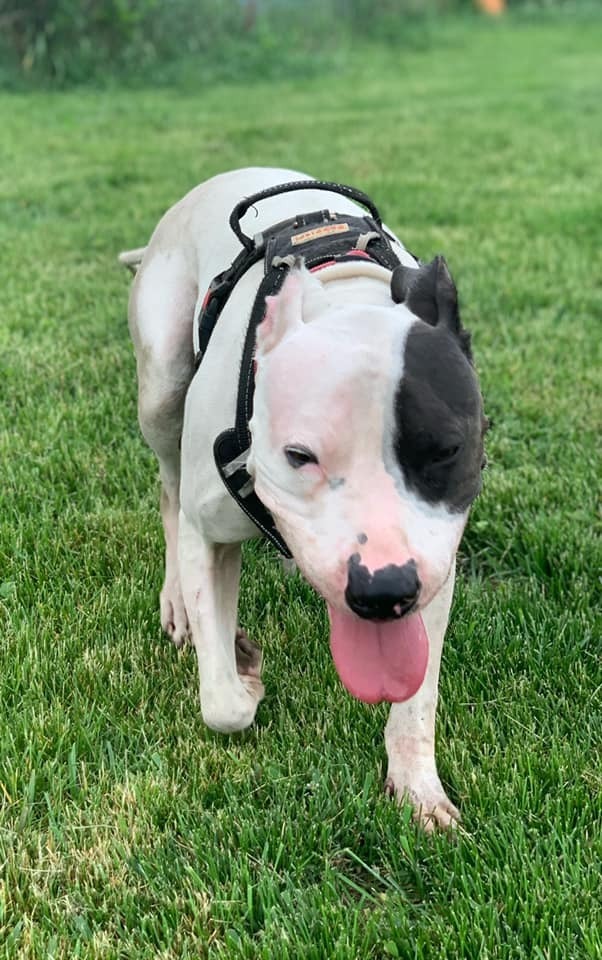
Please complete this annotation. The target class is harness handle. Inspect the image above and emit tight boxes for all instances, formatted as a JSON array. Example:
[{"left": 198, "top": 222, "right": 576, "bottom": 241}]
[{"left": 229, "top": 179, "right": 383, "bottom": 250}]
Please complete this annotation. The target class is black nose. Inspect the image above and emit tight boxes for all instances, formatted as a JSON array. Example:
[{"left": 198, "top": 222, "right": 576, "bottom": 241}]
[{"left": 345, "top": 554, "right": 421, "bottom": 621}]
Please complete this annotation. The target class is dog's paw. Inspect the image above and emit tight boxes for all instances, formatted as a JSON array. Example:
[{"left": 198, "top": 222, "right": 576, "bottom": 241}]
[
  {"left": 384, "top": 772, "right": 461, "bottom": 833},
  {"left": 197, "top": 630, "right": 264, "bottom": 734},
  {"left": 160, "top": 581, "right": 190, "bottom": 648},
  {"left": 201, "top": 680, "right": 263, "bottom": 734}
]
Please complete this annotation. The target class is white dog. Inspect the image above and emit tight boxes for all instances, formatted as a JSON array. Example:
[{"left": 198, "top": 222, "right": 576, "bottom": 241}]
[{"left": 122, "top": 168, "right": 486, "bottom": 829}]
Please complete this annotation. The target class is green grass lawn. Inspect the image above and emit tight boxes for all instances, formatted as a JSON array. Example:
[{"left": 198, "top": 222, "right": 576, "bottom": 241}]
[{"left": 1, "top": 14, "right": 601, "bottom": 959}]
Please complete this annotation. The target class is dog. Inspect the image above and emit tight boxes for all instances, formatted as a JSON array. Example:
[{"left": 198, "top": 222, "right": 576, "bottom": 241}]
[{"left": 121, "top": 167, "right": 487, "bottom": 830}]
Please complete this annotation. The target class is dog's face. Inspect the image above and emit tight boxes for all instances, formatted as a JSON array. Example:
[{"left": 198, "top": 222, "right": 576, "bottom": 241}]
[{"left": 249, "top": 262, "right": 486, "bottom": 704}]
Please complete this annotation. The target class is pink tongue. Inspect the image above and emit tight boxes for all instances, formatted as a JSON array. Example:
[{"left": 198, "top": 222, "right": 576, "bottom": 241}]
[{"left": 327, "top": 604, "right": 429, "bottom": 704}]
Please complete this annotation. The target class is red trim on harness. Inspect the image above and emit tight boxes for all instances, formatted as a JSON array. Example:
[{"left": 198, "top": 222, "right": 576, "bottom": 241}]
[
  {"left": 310, "top": 250, "right": 375, "bottom": 272},
  {"left": 310, "top": 260, "right": 337, "bottom": 273}
]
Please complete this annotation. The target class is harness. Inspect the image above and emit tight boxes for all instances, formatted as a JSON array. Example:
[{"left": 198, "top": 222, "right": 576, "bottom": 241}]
[{"left": 196, "top": 180, "right": 404, "bottom": 557}]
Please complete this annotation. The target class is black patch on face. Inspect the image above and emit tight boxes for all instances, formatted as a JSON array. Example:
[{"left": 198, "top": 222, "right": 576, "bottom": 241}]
[
  {"left": 394, "top": 322, "right": 486, "bottom": 512},
  {"left": 357, "top": 532, "right": 368, "bottom": 545}
]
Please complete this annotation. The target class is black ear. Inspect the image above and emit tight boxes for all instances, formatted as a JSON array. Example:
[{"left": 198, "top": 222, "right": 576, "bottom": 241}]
[
  {"left": 391, "top": 255, "right": 458, "bottom": 328},
  {"left": 390, "top": 263, "right": 421, "bottom": 307},
  {"left": 391, "top": 255, "right": 472, "bottom": 358}
]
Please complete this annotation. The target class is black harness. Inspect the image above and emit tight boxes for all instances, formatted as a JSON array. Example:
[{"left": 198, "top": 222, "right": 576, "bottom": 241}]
[{"left": 196, "top": 180, "right": 404, "bottom": 557}]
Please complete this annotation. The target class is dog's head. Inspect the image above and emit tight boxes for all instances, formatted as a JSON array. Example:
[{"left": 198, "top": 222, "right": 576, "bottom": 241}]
[{"left": 248, "top": 261, "right": 487, "bottom": 703}]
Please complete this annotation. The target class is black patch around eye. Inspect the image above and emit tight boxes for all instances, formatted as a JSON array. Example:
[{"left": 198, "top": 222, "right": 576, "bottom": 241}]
[
  {"left": 428, "top": 444, "right": 460, "bottom": 466},
  {"left": 284, "top": 445, "right": 319, "bottom": 469},
  {"left": 394, "top": 323, "right": 485, "bottom": 512}
]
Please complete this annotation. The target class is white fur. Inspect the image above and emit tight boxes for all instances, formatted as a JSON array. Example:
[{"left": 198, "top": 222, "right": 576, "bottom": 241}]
[{"left": 126, "top": 167, "right": 464, "bottom": 829}]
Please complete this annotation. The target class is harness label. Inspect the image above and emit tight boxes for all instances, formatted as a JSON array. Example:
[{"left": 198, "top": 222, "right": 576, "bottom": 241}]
[{"left": 291, "top": 222, "right": 350, "bottom": 246}]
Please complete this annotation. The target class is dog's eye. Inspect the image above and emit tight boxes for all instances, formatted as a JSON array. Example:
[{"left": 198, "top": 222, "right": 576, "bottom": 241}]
[
  {"left": 428, "top": 444, "right": 460, "bottom": 466},
  {"left": 284, "top": 445, "right": 319, "bottom": 469}
]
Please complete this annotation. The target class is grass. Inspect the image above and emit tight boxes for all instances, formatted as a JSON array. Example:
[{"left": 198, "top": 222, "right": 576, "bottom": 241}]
[{"left": 1, "top": 13, "right": 601, "bottom": 959}]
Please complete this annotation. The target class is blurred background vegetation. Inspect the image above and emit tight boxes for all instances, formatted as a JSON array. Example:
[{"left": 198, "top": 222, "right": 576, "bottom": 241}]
[{"left": 0, "top": 0, "right": 596, "bottom": 88}]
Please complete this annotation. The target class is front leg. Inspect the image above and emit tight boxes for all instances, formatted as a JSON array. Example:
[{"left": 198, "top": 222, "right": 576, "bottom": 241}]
[
  {"left": 384, "top": 564, "right": 460, "bottom": 831},
  {"left": 178, "top": 511, "right": 264, "bottom": 733}
]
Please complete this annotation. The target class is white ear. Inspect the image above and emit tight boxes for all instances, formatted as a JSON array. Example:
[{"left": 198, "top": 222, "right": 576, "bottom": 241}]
[
  {"left": 256, "top": 264, "right": 331, "bottom": 355},
  {"left": 299, "top": 262, "right": 332, "bottom": 323}
]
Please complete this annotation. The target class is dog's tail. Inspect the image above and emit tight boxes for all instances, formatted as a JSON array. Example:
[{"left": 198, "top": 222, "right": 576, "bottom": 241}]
[{"left": 117, "top": 246, "right": 147, "bottom": 276}]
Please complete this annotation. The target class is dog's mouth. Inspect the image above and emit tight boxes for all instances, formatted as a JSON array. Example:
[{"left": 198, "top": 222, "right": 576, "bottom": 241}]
[{"left": 326, "top": 603, "right": 429, "bottom": 704}]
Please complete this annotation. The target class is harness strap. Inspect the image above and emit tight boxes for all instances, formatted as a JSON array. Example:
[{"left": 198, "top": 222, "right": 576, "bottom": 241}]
[
  {"left": 195, "top": 243, "right": 264, "bottom": 363},
  {"left": 214, "top": 264, "right": 293, "bottom": 557}
]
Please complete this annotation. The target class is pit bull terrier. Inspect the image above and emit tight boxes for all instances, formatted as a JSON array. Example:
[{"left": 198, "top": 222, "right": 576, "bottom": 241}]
[{"left": 121, "top": 167, "right": 487, "bottom": 830}]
